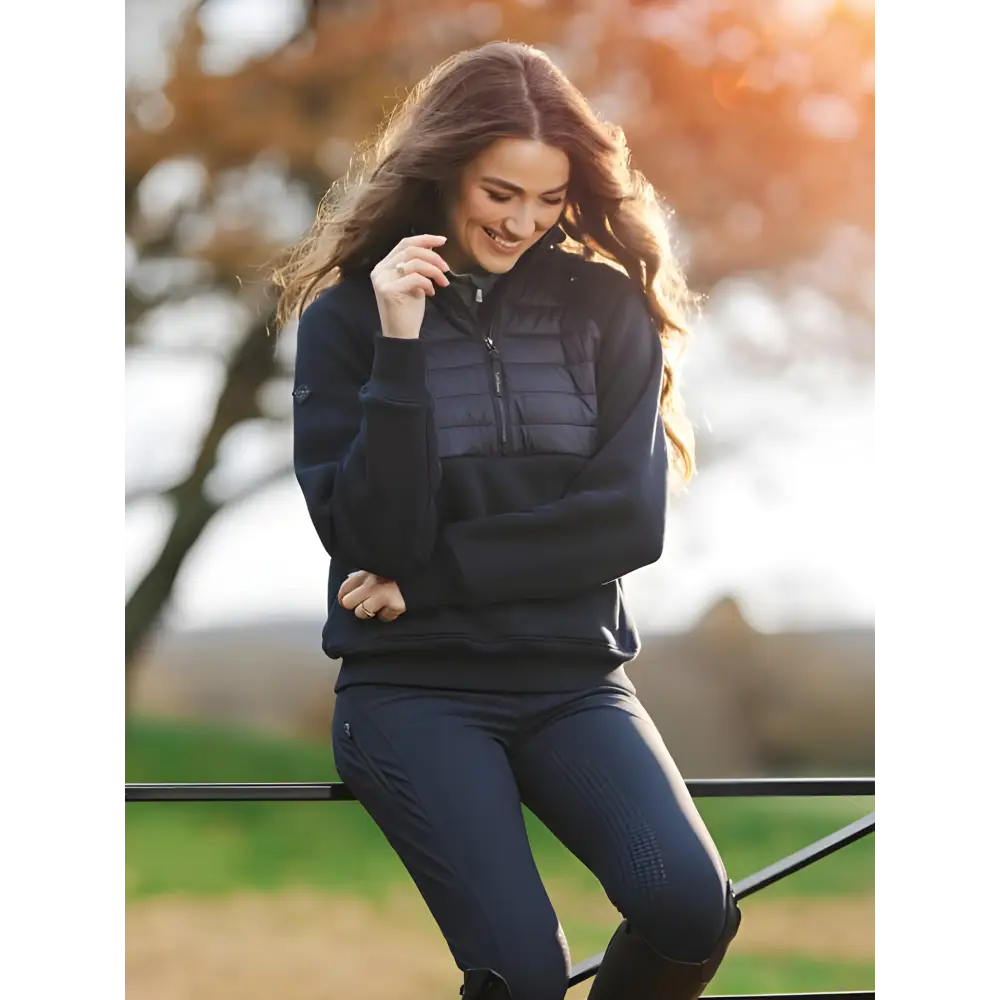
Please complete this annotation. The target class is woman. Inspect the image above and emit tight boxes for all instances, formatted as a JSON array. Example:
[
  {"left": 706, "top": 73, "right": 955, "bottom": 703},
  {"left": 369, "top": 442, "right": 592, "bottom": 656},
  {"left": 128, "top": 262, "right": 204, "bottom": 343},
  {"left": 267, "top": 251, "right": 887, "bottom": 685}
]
[{"left": 273, "top": 40, "right": 740, "bottom": 1000}]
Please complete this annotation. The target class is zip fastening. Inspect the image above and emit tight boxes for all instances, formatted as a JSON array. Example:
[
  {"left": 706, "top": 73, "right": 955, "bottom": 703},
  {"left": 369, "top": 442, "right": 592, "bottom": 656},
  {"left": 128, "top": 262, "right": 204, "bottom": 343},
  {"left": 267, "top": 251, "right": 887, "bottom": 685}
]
[
  {"left": 427, "top": 227, "right": 566, "bottom": 453},
  {"left": 340, "top": 722, "right": 394, "bottom": 795},
  {"left": 483, "top": 331, "right": 507, "bottom": 449},
  {"left": 434, "top": 288, "right": 505, "bottom": 453}
]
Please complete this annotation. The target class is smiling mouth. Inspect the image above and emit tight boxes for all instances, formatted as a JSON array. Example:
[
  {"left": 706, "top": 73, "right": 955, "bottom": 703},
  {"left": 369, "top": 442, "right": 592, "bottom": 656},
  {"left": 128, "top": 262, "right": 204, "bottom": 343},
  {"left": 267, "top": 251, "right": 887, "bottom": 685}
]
[{"left": 482, "top": 226, "right": 523, "bottom": 250}]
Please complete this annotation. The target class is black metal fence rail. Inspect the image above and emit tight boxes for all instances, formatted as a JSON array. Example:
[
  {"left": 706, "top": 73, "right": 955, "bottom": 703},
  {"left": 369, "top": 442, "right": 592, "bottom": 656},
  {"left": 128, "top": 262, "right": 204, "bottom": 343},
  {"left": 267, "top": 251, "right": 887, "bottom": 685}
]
[
  {"left": 126, "top": 776, "right": 875, "bottom": 1000},
  {"left": 125, "top": 776, "right": 873, "bottom": 802}
]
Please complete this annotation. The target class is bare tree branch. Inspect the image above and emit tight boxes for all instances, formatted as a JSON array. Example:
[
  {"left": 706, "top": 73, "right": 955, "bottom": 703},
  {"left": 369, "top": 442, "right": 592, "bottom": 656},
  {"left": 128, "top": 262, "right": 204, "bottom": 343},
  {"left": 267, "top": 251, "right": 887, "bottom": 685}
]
[
  {"left": 128, "top": 342, "right": 233, "bottom": 363},
  {"left": 223, "top": 461, "right": 295, "bottom": 507},
  {"left": 126, "top": 459, "right": 293, "bottom": 512},
  {"left": 126, "top": 304, "right": 281, "bottom": 684},
  {"left": 126, "top": 280, "right": 219, "bottom": 329},
  {"left": 125, "top": 484, "right": 170, "bottom": 509}
]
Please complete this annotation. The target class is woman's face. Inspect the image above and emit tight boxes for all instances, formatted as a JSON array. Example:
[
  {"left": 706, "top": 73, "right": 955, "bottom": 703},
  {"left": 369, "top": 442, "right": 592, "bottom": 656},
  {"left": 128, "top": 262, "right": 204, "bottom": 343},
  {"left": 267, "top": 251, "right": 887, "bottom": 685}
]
[{"left": 442, "top": 138, "right": 570, "bottom": 274}]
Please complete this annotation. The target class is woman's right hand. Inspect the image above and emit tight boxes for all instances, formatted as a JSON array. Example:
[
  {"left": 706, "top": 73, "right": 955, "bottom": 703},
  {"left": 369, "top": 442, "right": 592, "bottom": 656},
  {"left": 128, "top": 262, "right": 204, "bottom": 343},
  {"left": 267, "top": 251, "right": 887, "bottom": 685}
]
[
  {"left": 370, "top": 234, "right": 451, "bottom": 340},
  {"left": 338, "top": 570, "right": 407, "bottom": 622}
]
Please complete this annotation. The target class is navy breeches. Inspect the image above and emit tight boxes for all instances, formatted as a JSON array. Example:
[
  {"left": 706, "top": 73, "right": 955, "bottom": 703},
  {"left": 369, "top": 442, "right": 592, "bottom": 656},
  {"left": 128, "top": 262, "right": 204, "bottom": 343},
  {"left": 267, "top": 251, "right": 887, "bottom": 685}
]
[{"left": 332, "top": 681, "right": 731, "bottom": 1000}]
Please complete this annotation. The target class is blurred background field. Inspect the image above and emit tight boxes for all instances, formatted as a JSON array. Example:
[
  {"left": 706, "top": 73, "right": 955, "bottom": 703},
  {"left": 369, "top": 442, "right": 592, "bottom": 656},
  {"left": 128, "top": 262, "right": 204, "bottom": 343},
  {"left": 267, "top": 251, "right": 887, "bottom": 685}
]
[{"left": 125, "top": 0, "right": 874, "bottom": 996}]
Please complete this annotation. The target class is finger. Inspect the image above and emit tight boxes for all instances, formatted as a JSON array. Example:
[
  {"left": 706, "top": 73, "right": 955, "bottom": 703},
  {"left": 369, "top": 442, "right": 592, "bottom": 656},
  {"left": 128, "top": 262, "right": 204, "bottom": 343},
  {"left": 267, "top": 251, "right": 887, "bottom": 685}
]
[
  {"left": 354, "top": 583, "right": 402, "bottom": 619},
  {"left": 393, "top": 273, "right": 437, "bottom": 298},
  {"left": 389, "top": 246, "right": 452, "bottom": 278},
  {"left": 375, "top": 588, "right": 406, "bottom": 621},
  {"left": 396, "top": 234, "right": 448, "bottom": 252},
  {"left": 355, "top": 599, "right": 380, "bottom": 621},
  {"left": 341, "top": 578, "right": 376, "bottom": 611},
  {"left": 354, "top": 587, "right": 397, "bottom": 620},
  {"left": 394, "top": 258, "right": 450, "bottom": 288},
  {"left": 337, "top": 571, "right": 368, "bottom": 604}
]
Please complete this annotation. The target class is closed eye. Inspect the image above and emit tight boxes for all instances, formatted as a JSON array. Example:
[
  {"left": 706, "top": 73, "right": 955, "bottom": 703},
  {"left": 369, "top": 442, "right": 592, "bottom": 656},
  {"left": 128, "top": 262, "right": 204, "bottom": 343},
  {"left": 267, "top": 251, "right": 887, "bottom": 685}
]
[{"left": 487, "top": 191, "right": 565, "bottom": 206}]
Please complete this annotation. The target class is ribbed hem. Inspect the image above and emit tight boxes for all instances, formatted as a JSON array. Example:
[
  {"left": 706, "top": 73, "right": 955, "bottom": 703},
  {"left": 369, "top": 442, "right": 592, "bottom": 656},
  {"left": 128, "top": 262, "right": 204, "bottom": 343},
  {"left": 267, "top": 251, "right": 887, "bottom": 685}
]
[
  {"left": 366, "top": 333, "right": 429, "bottom": 402},
  {"left": 335, "top": 648, "right": 636, "bottom": 695}
]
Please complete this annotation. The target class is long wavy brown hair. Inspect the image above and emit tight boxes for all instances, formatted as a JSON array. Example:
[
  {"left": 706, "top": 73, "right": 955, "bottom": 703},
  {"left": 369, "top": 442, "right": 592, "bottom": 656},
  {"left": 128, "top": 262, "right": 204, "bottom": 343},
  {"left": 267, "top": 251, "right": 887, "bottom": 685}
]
[{"left": 271, "top": 40, "right": 697, "bottom": 484}]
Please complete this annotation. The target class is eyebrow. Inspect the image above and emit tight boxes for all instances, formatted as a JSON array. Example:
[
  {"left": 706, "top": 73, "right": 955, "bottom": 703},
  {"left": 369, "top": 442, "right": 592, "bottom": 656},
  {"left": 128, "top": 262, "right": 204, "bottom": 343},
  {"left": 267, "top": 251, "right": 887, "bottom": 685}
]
[{"left": 481, "top": 176, "right": 569, "bottom": 196}]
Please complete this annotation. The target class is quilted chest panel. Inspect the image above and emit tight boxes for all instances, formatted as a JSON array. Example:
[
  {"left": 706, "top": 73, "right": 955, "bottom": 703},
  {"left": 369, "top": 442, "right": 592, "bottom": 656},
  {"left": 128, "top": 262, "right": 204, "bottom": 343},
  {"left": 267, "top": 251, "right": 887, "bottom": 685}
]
[{"left": 422, "top": 312, "right": 599, "bottom": 460}]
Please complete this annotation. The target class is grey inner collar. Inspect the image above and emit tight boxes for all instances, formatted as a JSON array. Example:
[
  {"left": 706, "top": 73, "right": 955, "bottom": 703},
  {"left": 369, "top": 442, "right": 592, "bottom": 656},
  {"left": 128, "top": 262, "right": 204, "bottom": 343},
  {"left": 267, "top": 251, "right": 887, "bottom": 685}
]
[
  {"left": 448, "top": 269, "right": 501, "bottom": 306},
  {"left": 449, "top": 269, "right": 499, "bottom": 286}
]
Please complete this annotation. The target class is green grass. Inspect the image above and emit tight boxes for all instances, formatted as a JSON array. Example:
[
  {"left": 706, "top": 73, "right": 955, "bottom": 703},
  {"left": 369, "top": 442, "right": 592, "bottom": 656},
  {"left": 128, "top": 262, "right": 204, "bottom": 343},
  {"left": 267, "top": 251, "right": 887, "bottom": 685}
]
[
  {"left": 711, "top": 955, "right": 874, "bottom": 994},
  {"left": 126, "top": 715, "right": 874, "bottom": 903},
  {"left": 126, "top": 716, "right": 404, "bottom": 899}
]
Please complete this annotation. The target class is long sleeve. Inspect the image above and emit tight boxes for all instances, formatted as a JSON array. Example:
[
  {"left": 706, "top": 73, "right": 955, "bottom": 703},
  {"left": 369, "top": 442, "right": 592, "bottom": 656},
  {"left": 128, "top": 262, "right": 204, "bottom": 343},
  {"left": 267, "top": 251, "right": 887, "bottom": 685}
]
[
  {"left": 292, "top": 286, "right": 441, "bottom": 578},
  {"left": 398, "top": 281, "right": 668, "bottom": 609}
]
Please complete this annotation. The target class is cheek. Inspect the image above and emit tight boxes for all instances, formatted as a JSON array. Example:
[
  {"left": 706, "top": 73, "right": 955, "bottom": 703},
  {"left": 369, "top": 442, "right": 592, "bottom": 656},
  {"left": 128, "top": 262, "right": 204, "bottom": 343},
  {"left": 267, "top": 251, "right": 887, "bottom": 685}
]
[
  {"left": 464, "top": 191, "right": 499, "bottom": 225},
  {"left": 540, "top": 200, "right": 565, "bottom": 224}
]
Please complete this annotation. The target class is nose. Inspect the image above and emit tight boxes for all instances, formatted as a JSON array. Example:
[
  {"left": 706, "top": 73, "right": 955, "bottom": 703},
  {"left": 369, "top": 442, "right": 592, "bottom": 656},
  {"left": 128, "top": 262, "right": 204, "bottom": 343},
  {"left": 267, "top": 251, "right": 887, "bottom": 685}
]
[{"left": 502, "top": 206, "right": 536, "bottom": 242}]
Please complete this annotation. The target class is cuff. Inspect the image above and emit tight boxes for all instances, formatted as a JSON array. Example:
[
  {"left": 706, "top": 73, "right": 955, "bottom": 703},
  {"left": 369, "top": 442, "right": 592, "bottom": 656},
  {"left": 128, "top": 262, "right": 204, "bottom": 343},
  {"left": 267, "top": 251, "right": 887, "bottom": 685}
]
[{"left": 366, "top": 332, "right": 429, "bottom": 403}]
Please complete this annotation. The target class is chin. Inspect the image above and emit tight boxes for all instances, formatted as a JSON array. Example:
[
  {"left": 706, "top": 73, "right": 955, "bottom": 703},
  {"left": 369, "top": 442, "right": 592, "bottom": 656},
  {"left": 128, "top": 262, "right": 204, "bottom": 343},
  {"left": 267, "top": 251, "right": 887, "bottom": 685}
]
[{"left": 475, "top": 256, "right": 517, "bottom": 273}]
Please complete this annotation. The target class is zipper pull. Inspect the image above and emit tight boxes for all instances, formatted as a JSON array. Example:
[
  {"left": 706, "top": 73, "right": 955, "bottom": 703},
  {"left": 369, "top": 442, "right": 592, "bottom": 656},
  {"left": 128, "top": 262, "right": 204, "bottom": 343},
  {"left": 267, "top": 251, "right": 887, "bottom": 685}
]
[{"left": 475, "top": 287, "right": 483, "bottom": 303}]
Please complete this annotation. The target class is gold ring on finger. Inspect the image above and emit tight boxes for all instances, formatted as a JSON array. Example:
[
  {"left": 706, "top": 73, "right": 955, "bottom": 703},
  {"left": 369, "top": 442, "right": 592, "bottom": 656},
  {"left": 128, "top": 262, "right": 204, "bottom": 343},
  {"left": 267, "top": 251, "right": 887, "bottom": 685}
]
[{"left": 396, "top": 262, "right": 406, "bottom": 276}]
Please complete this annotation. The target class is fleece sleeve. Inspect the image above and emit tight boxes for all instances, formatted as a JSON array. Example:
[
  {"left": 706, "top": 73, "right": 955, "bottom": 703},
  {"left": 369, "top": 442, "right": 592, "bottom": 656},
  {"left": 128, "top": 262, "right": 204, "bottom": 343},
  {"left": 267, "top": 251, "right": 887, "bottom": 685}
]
[
  {"left": 291, "top": 288, "right": 441, "bottom": 579},
  {"left": 397, "top": 280, "right": 668, "bottom": 609}
]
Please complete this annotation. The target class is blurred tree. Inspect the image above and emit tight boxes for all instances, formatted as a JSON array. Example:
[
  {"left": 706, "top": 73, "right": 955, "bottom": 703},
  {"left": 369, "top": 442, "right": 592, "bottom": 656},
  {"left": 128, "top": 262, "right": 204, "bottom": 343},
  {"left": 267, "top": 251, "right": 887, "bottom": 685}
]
[{"left": 125, "top": 0, "right": 874, "bottom": 699}]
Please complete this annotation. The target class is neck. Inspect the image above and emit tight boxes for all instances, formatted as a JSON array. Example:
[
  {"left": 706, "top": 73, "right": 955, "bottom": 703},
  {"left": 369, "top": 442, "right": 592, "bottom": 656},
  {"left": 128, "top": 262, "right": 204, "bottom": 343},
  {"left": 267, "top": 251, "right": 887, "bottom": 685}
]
[
  {"left": 439, "top": 242, "right": 492, "bottom": 278},
  {"left": 448, "top": 259, "right": 493, "bottom": 279}
]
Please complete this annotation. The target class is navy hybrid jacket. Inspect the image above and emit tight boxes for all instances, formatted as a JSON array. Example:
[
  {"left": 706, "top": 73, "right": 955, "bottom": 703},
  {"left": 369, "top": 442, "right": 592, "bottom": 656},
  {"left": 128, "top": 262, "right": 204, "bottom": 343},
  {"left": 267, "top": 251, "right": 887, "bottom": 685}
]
[{"left": 292, "top": 226, "right": 669, "bottom": 691}]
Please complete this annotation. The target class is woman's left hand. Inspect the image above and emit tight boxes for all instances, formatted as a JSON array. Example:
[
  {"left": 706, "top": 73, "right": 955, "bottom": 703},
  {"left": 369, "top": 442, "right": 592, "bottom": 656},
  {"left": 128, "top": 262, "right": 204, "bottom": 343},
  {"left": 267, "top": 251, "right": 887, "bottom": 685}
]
[{"left": 338, "top": 571, "right": 407, "bottom": 622}]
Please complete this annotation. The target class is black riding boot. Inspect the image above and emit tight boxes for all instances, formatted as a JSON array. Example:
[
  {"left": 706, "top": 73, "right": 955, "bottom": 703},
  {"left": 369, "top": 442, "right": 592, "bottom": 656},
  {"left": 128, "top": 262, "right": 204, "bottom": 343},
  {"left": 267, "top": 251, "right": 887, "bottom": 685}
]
[
  {"left": 587, "top": 883, "right": 742, "bottom": 999},
  {"left": 459, "top": 967, "right": 513, "bottom": 999}
]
